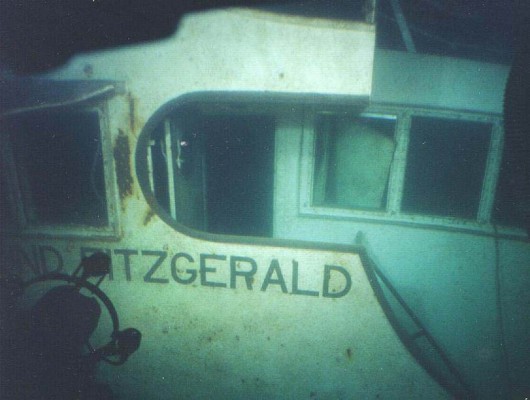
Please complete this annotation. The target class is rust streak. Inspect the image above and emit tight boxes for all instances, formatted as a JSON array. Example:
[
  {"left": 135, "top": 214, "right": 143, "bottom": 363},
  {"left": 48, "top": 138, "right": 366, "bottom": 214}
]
[
  {"left": 113, "top": 130, "right": 133, "bottom": 202},
  {"left": 143, "top": 208, "right": 155, "bottom": 226},
  {"left": 128, "top": 93, "right": 136, "bottom": 133},
  {"left": 127, "top": 93, "right": 144, "bottom": 136}
]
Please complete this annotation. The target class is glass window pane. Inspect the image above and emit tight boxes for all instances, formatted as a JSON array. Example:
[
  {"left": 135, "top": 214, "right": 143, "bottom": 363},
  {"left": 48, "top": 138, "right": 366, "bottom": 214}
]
[
  {"left": 402, "top": 117, "right": 491, "bottom": 219},
  {"left": 313, "top": 114, "right": 396, "bottom": 210},
  {"left": 7, "top": 111, "right": 108, "bottom": 226}
]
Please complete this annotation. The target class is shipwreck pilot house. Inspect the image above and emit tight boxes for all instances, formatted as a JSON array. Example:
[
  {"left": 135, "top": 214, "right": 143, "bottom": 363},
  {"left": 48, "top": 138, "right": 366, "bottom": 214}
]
[{"left": 1, "top": 1, "right": 529, "bottom": 400}]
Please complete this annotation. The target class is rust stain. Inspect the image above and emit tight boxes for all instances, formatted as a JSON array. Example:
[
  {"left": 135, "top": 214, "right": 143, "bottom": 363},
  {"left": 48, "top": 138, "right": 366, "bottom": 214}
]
[
  {"left": 143, "top": 208, "right": 155, "bottom": 226},
  {"left": 127, "top": 93, "right": 143, "bottom": 135},
  {"left": 113, "top": 130, "right": 134, "bottom": 202},
  {"left": 128, "top": 93, "right": 136, "bottom": 133}
]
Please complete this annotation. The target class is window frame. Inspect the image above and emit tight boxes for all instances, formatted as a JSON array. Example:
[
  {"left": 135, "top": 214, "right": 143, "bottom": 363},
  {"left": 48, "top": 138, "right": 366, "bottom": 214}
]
[
  {"left": 300, "top": 104, "right": 511, "bottom": 234},
  {"left": 145, "top": 103, "right": 279, "bottom": 236},
  {"left": 1, "top": 102, "right": 120, "bottom": 239},
  {"left": 134, "top": 92, "right": 523, "bottom": 239}
]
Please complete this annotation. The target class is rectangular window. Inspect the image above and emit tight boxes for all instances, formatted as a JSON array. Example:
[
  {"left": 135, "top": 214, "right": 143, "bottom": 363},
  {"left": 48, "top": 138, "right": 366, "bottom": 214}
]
[
  {"left": 312, "top": 114, "right": 396, "bottom": 210},
  {"left": 6, "top": 110, "right": 108, "bottom": 227},
  {"left": 401, "top": 117, "right": 491, "bottom": 219}
]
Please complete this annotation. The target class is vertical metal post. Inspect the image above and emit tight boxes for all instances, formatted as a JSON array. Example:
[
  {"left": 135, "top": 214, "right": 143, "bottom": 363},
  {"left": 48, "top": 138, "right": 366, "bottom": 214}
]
[
  {"left": 389, "top": 0, "right": 416, "bottom": 53},
  {"left": 147, "top": 139, "right": 155, "bottom": 192},
  {"left": 386, "top": 111, "right": 410, "bottom": 214},
  {"left": 364, "top": 0, "right": 377, "bottom": 24},
  {"left": 477, "top": 121, "right": 504, "bottom": 223},
  {"left": 164, "top": 118, "right": 177, "bottom": 219}
]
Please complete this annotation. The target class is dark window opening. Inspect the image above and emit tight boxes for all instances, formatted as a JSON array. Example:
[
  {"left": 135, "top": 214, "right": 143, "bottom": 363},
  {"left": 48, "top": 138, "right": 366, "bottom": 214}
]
[
  {"left": 6, "top": 110, "right": 108, "bottom": 227},
  {"left": 149, "top": 106, "right": 275, "bottom": 237},
  {"left": 204, "top": 115, "right": 274, "bottom": 236},
  {"left": 149, "top": 123, "right": 170, "bottom": 214},
  {"left": 493, "top": 161, "right": 528, "bottom": 229},
  {"left": 402, "top": 117, "right": 491, "bottom": 219}
]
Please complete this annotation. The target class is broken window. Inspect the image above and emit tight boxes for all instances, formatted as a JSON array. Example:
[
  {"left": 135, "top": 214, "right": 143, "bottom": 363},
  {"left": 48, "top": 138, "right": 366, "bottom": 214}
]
[
  {"left": 313, "top": 114, "right": 396, "bottom": 210},
  {"left": 5, "top": 110, "right": 108, "bottom": 227},
  {"left": 402, "top": 116, "right": 491, "bottom": 219},
  {"left": 142, "top": 96, "right": 499, "bottom": 237},
  {"left": 493, "top": 162, "right": 528, "bottom": 229},
  {"left": 147, "top": 104, "right": 275, "bottom": 237}
]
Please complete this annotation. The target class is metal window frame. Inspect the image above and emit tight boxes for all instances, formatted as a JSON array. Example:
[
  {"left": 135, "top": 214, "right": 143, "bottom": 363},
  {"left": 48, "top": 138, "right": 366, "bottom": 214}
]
[
  {"left": 299, "top": 104, "right": 515, "bottom": 235},
  {"left": 1, "top": 102, "right": 121, "bottom": 239}
]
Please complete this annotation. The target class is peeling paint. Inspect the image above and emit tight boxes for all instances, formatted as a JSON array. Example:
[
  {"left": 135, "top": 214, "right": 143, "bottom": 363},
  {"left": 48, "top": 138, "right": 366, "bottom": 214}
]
[{"left": 113, "top": 130, "right": 133, "bottom": 202}]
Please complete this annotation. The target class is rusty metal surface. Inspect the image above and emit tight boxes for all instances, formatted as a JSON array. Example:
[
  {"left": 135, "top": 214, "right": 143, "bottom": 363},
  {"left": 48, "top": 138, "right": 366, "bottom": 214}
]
[{"left": 113, "top": 130, "right": 133, "bottom": 202}]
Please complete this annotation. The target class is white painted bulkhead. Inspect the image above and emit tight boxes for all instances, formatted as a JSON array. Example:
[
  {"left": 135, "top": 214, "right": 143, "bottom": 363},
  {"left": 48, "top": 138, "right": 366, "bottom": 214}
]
[
  {"left": 1, "top": 7, "right": 529, "bottom": 400},
  {"left": 274, "top": 48, "right": 530, "bottom": 398}
]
